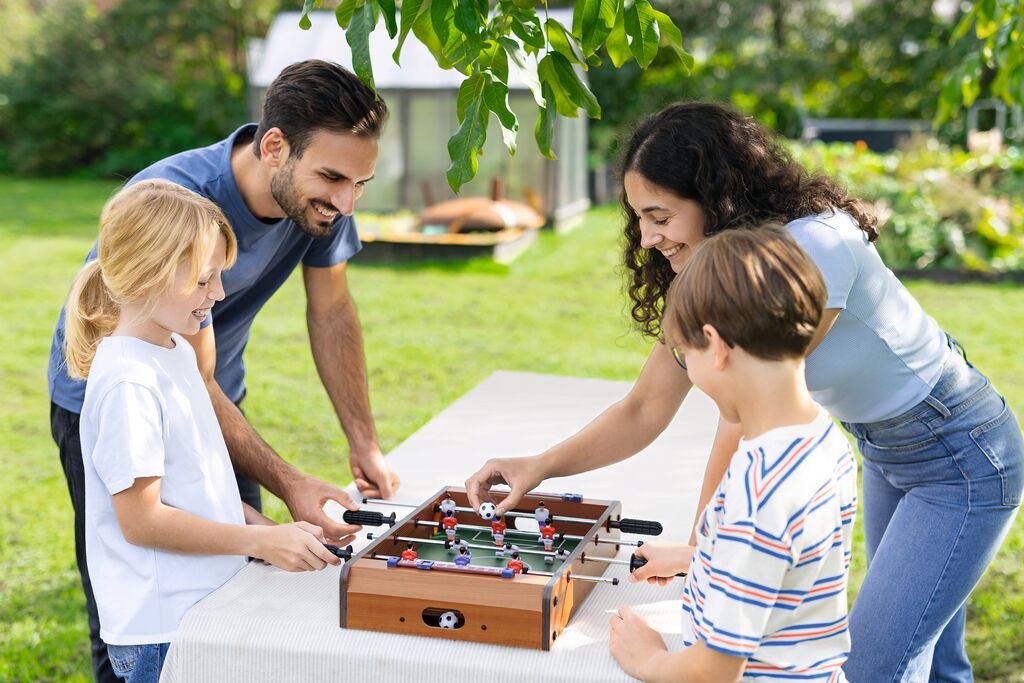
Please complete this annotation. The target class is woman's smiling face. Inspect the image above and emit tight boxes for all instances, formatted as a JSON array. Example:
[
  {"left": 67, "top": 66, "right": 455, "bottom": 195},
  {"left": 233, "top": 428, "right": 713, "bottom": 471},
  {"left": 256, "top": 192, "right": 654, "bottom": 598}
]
[{"left": 624, "top": 171, "right": 707, "bottom": 273}]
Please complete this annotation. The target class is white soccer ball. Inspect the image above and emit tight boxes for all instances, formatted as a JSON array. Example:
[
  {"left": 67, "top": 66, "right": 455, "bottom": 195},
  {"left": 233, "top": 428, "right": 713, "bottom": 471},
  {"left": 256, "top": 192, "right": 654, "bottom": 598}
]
[
  {"left": 478, "top": 502, "right": 497, "bottom": 520},
  {"left": 438, "top": 611, "right": 459, "bottom": 629}
]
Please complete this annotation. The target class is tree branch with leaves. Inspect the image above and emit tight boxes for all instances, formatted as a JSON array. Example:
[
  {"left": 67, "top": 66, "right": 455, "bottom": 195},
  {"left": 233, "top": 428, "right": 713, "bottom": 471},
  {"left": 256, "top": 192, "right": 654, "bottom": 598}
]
[{"left": 300, "top": 0, "right": 691, "bottom": 191}]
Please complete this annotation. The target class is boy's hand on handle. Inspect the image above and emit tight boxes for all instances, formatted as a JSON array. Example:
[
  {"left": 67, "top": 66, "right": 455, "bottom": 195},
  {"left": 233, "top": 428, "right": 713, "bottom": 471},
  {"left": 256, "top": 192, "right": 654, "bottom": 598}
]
[
  {"left": 465, "top": 455, "right": 546, "bottom": 516},
  {"left": 629, "top": 542, "right": 694, "bottom": 586},
  {"left": 250, "top": 522, "right": 341, "bottom": 572},
  {"left": 284, "top": 474, "right": 360, "bottom": 545}
]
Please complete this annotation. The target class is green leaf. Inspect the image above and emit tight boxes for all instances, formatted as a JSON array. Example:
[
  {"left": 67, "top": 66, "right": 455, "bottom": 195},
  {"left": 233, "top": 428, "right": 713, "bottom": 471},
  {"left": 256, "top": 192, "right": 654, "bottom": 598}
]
[
  {"left": 447, "top": 74, "right": 490, "bottom": 191},
  {"left": 960, "top": 53, "right": 982, "bottom": 106},
  {"left": 511, "top": 16, "right": 547, "bottom": 51},
  {"left": 393, "top": 0, "right": 431, "bottom": 63},
  {"left": 545, "top": 19, "right": 586, "bottom": 66},
  {"left": 300, "top": 0, "right": 319, "bottom": 30},
  {"left": 346, "top": 1, "right": 376, "bottom": 89},
  {"left": 624, "top": 0, "right": 659, "bottom": 68},
  {"left": 576, "top": 0, "right": 617, "bottom": 57},
  {"left": 652, "top": 9, "right": 693, "bottom": 70},
  {"left": 335, "top": 0, "right": 360, "bottom": 29},
  {"left": 454, "top": 0, "right": 481, "bottom": 38},
  {"left": 456, "top": 71, "right": 487, "bottom": 120},
  {"left": 499, "top": 36, "right": 545, "bottom": 107},
  {"left": 605, "top": 2, "right": 631, "bottom": 68},
  {"left": 431, "top": 0, "right": 453, "bottom": 48},
  {"left": 537, "top": 52, "right": 600, "bottom": 118},
  {"left": 412, "top": 6, "right": 454, "bottom": 69},
  {"left": 950, "top": 5, "right": 978, "bottom": 43},
  {"left": 484, "top": 74, "right": 519, "bottom": 154},
  {"left": 535, "top": 84, "right": 557, "bottom": 160},
  {"left": 479, "top": 40, "right": 509, "bottom": 84},
  {"left": 375, "top": 0, "right": 398, "bottom": 38}
]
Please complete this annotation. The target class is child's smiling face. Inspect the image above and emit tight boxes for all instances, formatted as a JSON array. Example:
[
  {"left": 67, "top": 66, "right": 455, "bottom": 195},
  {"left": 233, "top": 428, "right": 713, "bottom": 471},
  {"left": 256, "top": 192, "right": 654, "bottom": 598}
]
[
  {"left": 148, "top": 233, "right": 228, "bottom": 340},
  {"left": 623, "top": 171, "right": 707, "bottom": 273}
]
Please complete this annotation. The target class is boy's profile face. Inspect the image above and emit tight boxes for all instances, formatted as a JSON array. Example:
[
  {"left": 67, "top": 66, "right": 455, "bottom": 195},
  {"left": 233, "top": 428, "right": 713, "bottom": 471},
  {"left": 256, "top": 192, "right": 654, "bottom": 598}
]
[
  {"left": 666, "top": 324, "right": 741, "bottom": 424},
  {"left": 266, "top": 128, "right": 378, "bottom": 238}
]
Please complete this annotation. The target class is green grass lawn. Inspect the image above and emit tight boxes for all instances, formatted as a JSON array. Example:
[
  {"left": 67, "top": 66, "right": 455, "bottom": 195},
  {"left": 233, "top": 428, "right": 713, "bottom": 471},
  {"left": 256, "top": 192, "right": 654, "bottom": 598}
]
[{"left": 1, "top": 176, "right": 1022, "bottom": 681}]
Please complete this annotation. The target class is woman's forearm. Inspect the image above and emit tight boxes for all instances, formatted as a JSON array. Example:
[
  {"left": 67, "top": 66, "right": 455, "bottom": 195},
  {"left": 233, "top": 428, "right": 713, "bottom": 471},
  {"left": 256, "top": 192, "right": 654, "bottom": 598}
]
[
  {"left": 689, "top": 416, "right": 743, "bottom": 544},
  {"left": 541, "top": 343, "right": 692, "bottom": 480}
]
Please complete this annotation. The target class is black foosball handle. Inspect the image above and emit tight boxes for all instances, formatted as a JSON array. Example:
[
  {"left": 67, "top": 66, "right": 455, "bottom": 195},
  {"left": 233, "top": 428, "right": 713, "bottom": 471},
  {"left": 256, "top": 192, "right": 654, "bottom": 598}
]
[
  {"left": 342, "top": 510, "right": 397, "bottom": 527},
  {"left": 629, "top": 553, "right": 687, "bottom": 577},
  {"left": 325, "top": 544, "right": 354, "bottom": 561},
  {"left": 610, "top": 518, "right": 663, "bottom": 536}
]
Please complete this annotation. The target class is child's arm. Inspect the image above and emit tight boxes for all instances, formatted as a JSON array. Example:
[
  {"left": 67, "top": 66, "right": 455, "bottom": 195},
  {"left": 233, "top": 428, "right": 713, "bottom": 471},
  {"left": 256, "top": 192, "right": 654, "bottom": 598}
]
[
  {"left": 112, "top": 477, "right": 340, "bottom": 572},
  {"left": 610, "top": 607, "right": 745, "bottom": 683},
  {"left": 627, "top": 542, "right": 694, "bottom": 586},
  {"left": 242, "top": 502, "right": 277, "bottom": 526}
]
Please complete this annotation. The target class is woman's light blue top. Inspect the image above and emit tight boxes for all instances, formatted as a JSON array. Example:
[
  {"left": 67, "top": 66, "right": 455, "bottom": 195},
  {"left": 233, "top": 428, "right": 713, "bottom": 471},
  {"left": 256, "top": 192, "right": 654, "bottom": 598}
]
[{"left": 786, "top": 211, "right": 950, "bottom": 424}]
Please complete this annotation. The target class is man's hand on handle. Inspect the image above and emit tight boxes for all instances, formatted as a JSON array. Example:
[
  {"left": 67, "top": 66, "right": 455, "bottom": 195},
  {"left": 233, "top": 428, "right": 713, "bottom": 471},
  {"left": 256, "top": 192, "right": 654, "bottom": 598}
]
[{"left": 283, "top": 474, "right": 361, "bottom": 545}]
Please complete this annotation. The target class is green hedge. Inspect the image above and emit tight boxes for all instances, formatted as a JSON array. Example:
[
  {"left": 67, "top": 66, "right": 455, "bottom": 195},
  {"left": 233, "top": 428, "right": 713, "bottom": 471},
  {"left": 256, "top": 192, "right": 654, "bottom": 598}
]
[{"left": 790, "top": 139, "right": 1024, "bottom": 272}]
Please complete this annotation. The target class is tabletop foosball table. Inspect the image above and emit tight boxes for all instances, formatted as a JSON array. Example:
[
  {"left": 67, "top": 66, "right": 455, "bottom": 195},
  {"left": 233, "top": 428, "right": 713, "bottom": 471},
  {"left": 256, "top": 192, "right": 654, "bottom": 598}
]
[{"left": 336, "top": 486, "right": 665, "bottom": 650}]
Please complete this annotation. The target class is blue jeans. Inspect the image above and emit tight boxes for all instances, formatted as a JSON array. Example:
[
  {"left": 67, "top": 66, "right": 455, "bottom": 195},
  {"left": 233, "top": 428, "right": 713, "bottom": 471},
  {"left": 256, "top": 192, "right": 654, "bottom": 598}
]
[
  {"left": 841, "top": 346, "right": 1023, "bottom": 682},
  {"left": 107, "top": 643, "right": 170, "bottom": 683}
]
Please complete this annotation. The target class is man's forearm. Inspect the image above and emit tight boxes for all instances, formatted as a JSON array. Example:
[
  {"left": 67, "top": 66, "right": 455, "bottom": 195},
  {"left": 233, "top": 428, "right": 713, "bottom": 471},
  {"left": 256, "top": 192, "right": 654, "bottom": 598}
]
[
  {"left": 207, "top": 377, "right": 299, "bottom": 499},
  {"left": 307, "top": 299, "right": 379, "bottom": 454}
]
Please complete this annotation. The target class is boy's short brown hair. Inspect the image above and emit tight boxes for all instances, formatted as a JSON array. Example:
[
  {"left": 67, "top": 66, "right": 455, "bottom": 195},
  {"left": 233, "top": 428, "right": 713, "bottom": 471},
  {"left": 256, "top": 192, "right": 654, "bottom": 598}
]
[{"left": 663, "top": 225, "right": 827, "bottom": 360}]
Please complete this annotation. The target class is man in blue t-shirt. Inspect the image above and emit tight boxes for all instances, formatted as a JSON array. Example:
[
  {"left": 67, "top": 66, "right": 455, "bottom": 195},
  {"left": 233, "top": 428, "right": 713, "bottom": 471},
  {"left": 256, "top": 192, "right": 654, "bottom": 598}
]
[{"left": 48, "top": 60, "right": 400, "bottom": 683}]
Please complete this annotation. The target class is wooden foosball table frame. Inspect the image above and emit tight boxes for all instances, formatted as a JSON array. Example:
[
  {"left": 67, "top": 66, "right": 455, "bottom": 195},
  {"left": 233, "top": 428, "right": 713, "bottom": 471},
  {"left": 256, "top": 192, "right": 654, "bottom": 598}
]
[{"left": 339, "top": 486, "right": 635, "bottom": 650}]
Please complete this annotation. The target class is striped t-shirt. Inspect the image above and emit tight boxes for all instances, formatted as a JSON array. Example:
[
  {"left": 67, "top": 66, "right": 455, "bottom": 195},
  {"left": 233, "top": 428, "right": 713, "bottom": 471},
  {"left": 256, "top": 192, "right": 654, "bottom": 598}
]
[{"left": 681, "top": 408, "right": 858, "bottom": 681}]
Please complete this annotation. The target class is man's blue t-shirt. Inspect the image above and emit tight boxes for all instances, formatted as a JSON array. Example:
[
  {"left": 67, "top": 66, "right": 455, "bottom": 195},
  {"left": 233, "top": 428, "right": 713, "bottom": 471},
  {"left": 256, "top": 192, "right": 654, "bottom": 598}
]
[{"left": 48, "top": 124, "right": 362, "bottom": 412}]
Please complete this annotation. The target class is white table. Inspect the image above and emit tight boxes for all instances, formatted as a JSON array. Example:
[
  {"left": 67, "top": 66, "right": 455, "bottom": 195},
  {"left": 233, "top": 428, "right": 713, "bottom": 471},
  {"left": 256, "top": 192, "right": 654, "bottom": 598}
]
[{"left": 160, "top": 371, "right": 718, "bottom": 682}]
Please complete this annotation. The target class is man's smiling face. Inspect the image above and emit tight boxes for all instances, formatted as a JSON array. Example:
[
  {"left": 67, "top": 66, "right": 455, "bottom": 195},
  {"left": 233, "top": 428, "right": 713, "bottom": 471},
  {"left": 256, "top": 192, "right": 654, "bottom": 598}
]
[{"left": 269, "top": 129, "right": 378, "bottom": 238}]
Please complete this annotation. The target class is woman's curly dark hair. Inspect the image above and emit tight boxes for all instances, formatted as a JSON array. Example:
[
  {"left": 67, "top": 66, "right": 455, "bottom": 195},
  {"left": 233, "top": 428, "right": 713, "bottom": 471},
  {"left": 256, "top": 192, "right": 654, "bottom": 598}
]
[{"left": 621, "top": 101, "right": 878, "bottom": 339}]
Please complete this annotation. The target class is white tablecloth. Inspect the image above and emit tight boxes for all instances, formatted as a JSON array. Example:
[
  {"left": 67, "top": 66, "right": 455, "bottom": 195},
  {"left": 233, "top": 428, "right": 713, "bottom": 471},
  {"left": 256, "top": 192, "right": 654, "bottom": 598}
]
[{"left": 160, "top": 371, "right": 718, "bottom": 682}]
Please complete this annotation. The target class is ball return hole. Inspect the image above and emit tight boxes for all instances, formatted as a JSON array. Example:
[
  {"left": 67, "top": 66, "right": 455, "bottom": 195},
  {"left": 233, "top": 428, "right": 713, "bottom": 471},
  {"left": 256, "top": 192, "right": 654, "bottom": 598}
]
[{"left": 422, "top": 607, "right": 465, "bottom": 629}]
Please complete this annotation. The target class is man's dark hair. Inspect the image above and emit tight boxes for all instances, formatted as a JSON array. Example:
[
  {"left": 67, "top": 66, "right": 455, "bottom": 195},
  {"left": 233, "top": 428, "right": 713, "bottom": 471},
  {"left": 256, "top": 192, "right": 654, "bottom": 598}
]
[{"left": 253, "top": 59, "right": 388, "bottom": 159}]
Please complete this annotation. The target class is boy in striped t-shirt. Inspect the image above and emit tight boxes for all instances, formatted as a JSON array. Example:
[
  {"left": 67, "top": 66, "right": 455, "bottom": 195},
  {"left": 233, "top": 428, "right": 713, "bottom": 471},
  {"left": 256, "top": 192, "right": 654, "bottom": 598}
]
[{"left": 610, "top": 226, "right": 858, "bottom": 682}]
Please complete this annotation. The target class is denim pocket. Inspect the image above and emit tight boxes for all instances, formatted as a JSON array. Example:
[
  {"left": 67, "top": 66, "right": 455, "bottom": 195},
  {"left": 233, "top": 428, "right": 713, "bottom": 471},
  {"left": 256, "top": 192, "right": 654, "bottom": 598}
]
[
  {"left": 970, "top": 402, "right": 1024, "bottom": 507},
  {"left": 107, "top": 644, "right": 141, "bottom": 679}
]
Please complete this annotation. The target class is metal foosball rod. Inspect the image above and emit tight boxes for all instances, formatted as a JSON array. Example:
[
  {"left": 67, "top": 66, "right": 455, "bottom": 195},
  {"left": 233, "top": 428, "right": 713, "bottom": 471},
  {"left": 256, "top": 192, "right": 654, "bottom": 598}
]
[
  {"left": 365, "top": 553, "right": 620, "bottom": 585},
  {"left": 367, "top": 533, "right": 568, "bottom": 561},
  {"left": 411, "top": 519, "right": 644, "bottom": 547},
  {"left": 362, "top": 497, "right": 662, "bottom": 536},
  {"left": 579, "top": 551, "right": 688, "bottom": 577}
]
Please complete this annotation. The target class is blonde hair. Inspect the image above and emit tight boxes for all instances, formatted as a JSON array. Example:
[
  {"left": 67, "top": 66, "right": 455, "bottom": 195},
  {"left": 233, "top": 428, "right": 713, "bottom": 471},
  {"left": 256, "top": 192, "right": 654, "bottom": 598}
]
[{"left": 64, "top": 179, "right": 238, "bottom": 379}]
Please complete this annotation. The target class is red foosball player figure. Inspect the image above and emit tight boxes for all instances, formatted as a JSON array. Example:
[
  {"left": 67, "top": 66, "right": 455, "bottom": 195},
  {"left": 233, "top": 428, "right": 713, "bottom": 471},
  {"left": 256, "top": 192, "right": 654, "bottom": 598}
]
[
  {"left": 539, "top": 523, "right": 556, "bottom": 553},
  {"left": 491, "top": 515, "right": 507, "bottom": 547},
  {"left": 401, "top": 543, "right": 417, "bottom": 562},
  {"left": 507, "top": 551, "right": 525, "bottom": 574},
  {"left": 441, "top": 510, "right": 458, "bottom": 540}
]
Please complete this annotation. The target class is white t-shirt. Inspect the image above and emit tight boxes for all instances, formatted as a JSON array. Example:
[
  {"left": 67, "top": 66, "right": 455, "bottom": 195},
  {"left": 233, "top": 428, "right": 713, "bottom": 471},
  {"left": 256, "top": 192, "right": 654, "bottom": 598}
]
[
  {"left": 680, "top": 409, "right": 858, "bottom": 681},
  {"left": 80, "top": 334, "right": 247, "bottom": 645}
]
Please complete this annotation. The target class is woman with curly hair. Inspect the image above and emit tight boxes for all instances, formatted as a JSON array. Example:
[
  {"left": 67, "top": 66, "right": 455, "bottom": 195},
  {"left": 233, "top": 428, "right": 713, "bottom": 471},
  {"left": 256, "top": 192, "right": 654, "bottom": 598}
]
[{"left": 467, "top": 101, "right": 1023, "bottom": 681}]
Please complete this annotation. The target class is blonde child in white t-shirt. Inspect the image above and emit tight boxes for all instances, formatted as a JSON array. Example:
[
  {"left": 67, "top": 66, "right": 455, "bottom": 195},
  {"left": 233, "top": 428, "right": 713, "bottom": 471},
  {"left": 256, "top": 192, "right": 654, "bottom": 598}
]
[{"left": 63, "top": 179, "right": 340, "bottom": 682}]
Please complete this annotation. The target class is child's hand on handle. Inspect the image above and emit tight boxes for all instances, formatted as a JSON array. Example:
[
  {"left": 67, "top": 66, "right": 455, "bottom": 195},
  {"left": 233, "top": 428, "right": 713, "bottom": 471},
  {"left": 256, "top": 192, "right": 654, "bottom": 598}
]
[
  {"left": 249, "top": 521, "right": 341, "bottom": 572},
  {"left": 465, "top": 455, "right": 546, "bottom": 516},
  {"left": 629, "top": 542, "right": 694, "bottom": 586}
]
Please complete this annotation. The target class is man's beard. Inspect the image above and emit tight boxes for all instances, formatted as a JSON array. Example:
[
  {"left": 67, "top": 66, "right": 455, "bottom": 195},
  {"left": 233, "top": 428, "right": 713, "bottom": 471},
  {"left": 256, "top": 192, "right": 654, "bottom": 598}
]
[{"left": 269, "top": 160, "right": 334, "bottom": 239}]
